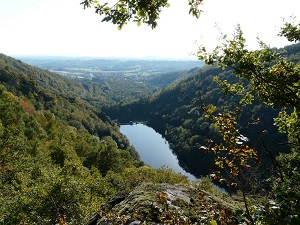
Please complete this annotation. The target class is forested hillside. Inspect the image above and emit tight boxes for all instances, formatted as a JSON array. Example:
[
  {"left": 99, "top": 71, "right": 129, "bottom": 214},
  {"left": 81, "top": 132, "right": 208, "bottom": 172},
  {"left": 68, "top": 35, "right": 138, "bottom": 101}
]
[
  {"left": 0, "top": 54, "right": 188, "bottom": 224},
  {"left": 105, "top": 43, "right": 300, "bottom": 178}
]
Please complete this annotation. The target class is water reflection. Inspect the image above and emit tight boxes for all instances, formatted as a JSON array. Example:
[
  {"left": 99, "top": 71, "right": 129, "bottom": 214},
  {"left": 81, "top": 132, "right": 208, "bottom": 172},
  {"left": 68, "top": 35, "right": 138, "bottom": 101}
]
[{"left": 120, "top": 123, "right": 196, "bottom": 180}]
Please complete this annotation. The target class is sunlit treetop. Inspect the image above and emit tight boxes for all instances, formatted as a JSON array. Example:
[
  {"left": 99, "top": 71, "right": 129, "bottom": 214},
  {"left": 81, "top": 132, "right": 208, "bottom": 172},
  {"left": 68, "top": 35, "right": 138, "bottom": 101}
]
[
  {"left": 81, "top": 0, "right": 204, "bottom": 29},
  {"left": 279, "top": 17, "right": 300, "bottom": 42}
]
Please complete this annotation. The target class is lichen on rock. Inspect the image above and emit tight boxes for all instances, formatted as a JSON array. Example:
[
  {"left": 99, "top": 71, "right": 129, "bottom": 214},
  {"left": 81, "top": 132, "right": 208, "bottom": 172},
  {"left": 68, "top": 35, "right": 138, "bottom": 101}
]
[{"left": 86, "top": 182, "right": 240, "bottom": 225}]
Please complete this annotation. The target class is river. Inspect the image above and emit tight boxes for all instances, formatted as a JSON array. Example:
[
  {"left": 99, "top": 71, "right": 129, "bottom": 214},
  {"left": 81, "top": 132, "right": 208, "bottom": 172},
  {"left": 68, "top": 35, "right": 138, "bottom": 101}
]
[{"left": 120, "top": 123, "right": 197, "bottom": 180}]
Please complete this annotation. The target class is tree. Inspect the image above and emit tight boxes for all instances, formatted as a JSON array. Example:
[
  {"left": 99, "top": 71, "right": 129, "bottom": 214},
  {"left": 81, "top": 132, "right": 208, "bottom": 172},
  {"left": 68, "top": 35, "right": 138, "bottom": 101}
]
[
  {"left": 200, "top": 106, "right": 259, "bottom": 224},
  {"left": 81, "top": 0, "right": 204, "bottom": 28},
  {"left": 198, "top": 20, "right": 300, "bottom": 224}
]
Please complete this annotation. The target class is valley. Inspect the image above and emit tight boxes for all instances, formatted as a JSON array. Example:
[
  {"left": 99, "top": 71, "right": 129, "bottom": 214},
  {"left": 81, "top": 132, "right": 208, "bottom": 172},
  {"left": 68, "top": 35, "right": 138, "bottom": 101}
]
[
  {"left": 0, "top": 42, "right": 299, "bottom": 224},
  {"left": 2, "top": 0, "right": 300, "bottom": 224},
  {"left": 18, "top": 56, "right": 204, "bottom": 104},
  {"left": 13, "top": 45, "right": 300, "bottom": 180}
]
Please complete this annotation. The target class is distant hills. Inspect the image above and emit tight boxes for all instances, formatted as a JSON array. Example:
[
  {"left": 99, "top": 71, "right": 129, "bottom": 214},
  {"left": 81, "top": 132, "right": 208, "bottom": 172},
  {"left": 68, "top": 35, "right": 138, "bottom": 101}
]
[
  {"left": 16, "top": 56, "right": 203, "bottom": 72},
  {"left": 16, "top": 56, "right": 204, "bottom": 105}
]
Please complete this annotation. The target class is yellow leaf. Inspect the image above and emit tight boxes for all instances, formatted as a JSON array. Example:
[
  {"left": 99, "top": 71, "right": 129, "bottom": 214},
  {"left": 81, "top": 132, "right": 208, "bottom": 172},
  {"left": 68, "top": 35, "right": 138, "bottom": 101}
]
[
  {"left": 232, "top": 171, "right": 238, "bottom": 177},
  {"left": 215, "top": 161, "right": 224, "bottom": 168}
]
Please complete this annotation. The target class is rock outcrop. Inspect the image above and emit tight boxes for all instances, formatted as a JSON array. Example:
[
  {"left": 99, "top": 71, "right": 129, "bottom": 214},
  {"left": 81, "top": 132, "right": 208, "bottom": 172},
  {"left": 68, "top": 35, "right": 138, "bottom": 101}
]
[{"left": 85, "top": 183, "right": 241, "bottom": 225}]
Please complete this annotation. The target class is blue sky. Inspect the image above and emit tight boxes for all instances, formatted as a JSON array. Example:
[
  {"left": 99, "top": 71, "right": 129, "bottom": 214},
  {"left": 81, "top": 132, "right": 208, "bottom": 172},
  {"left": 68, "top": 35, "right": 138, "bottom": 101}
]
[{"left": 0, "top": 0, "right": 299, "bottom": 59}]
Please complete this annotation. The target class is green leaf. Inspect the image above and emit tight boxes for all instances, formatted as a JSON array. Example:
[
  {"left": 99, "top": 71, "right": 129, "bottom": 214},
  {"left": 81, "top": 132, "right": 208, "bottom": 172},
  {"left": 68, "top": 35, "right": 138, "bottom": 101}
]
[{"left": 210, "top": 219, "right": 217, "bottom": 225}]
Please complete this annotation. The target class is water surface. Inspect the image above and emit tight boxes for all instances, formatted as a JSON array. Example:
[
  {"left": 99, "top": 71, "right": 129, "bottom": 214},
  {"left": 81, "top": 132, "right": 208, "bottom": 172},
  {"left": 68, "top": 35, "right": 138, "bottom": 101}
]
[{"left": 120, "top": 123, "right": 196, "bottom": 180}]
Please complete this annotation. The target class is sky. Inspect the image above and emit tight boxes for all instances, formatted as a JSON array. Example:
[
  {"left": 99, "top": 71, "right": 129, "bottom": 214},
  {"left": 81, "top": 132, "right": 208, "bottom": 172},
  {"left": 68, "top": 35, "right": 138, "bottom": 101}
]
[{"left": 0, "top": 0, "right": 299, "bottom": 59}]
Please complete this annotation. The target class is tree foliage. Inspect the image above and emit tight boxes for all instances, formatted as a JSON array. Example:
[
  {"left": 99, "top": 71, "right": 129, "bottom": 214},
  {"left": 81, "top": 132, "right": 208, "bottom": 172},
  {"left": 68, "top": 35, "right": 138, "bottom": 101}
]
[
  {"left": 279, "top": 17, "right": 300, "bottom": 42},
  {"left": 198, "top": 21, "right": 300, "bottom": 224},
  {"left": 198, "top": 24, "right": 300, "bottom": 110},
  {"left": 81, "top": 0, "right": 204, "bottom": 28}
]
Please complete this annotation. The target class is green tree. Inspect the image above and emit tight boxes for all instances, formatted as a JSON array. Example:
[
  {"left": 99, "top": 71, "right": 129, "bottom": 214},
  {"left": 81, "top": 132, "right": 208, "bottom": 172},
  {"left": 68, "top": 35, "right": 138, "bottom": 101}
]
[{"left": 198, "top": 20, "right": 300, "bottom": 224}]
